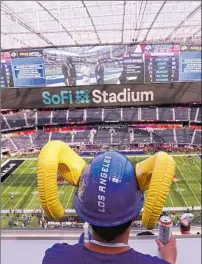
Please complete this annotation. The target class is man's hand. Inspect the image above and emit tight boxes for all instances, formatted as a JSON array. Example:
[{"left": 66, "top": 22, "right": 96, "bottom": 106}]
[{"left": 156, "top": 236, "right": 177, "bottom": 264}]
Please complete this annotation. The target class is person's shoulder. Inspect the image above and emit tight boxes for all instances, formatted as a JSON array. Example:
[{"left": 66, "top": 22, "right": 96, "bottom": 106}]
[
  {"left": 42, "top": 243, "right": 82, "bottom": 264},
  {"left": 135, "top": 250, "right": 169, "bottom": 264}
]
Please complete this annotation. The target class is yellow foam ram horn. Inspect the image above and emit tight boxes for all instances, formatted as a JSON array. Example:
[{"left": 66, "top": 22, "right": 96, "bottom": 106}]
[
  {"left": 136, "top": 151, "right": 176, "bottom": 230},
  {"left": 37, "top": 140, "right": 86, "bottom": 220}
]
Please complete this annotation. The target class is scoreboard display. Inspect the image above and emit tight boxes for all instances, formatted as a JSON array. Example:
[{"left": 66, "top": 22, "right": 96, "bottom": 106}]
[
  {"left": 1, "top": 52, "right": 14, "bottom": 88},
  {"left": 179, "top": 45, "right": 201, "bottom": 81},
  {"left": 122, "top": 44, "right": 144, "bottom": 83},
  {"left": 1, "top": 43, "right": 201, "bottom": 88},
  {"left": 144, "top": 44, "right": 180, "bottom": 83},
  {"left": 10, "top": 50, "right": 46, "bottom": 87}
]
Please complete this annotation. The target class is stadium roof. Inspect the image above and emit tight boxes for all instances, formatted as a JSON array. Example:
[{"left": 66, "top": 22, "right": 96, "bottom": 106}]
[{"left": 1, "top": 1, "right": 201, "bottom": 49}]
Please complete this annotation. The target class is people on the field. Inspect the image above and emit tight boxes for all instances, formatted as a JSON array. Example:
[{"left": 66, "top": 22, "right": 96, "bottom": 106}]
[
  {"left": 81, "top": 62, "right": 91, "bottom": 85},
  {"left": 61, "top": 56, "right": 76, "bottom": 86},
  {"left": 95, "top": 60, "right": 104, "bottom": 84},
  {"left": 188, "top": 155, "right": 194, "bottom": 162}
]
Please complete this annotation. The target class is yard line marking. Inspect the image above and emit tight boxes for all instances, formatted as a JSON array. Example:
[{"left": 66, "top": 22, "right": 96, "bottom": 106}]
[
  {"left": 177, "top": 162, "right": 200, "bottom": 206},
  {"left": 168, "top": 193, "right": 175, "bottom": 207},
  {"left": 65, "top": 187, "right": 75, "bottom": 209},
  {"left": 193, "top": 157, "right": 202, "bottom": 173},
  {"left": 181, "top": 157, "right": 201, "bottom": 186},
  {"left": 26, "top": 186, "right": 39, "bottom": 209},
  {"left": 58, "top": 182, "right": 66, "bottom": 198},
  {"left": 1, "top": 160, "right": 35, "bottom": 196},
  {"left": 27, "top": 180, "right": 67, "bottom": 209},
  {"left": 13, "top": 172, "right": 37, "bottom": 209},
  {"left": 176, "top": 178, "right": 201, "bottom": 181},
  {"left": 2, "top": 165, "right": 36, "bottom": 209},
  {"left": 172, "top": 180, "right": 188, "bottom": 207},
  {"left": 172, "top": 163, "right": 189, "bottom": 207}
]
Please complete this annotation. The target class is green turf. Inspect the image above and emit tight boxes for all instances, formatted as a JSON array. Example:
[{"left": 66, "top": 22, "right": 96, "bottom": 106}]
[{"left": 1, "top": 155, "right": 201, "bottom": 210}]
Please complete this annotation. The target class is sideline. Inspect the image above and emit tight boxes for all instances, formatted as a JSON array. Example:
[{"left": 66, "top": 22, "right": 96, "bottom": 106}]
[{"left": 5, "top": 153, "right": 200, "bottom": 161}]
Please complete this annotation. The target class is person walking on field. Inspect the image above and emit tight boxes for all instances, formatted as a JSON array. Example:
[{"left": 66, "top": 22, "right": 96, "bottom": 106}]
[
  {"left": 95, "top": 60, "right": 104, "bottom": 84},
  {"left": 81, "top": 62, "right": 91, "bottom": 85},
  {"left": 61, "top": 56, "right": 76, "bottom": 86}
]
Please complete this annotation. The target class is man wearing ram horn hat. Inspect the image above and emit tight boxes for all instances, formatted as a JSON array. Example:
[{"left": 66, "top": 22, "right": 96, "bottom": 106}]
[{"left": 37, "top": 141, "right": 177, "bottom": 264}]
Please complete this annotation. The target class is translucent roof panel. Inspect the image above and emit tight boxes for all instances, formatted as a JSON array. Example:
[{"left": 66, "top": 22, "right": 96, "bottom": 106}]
[{"left": 1, "top": 1, "right": 201, "bottom": 49}]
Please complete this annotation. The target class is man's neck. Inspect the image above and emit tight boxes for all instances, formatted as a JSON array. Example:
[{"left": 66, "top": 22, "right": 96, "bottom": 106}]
[
  {"left": 92, "top": 233, "right": 129, "bottom": 244},
  {"left": 84, "top": 231, "right": 130, "bottom": 254}
]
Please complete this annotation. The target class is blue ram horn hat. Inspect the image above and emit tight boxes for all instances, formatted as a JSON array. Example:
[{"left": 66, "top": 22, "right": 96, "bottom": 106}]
[{"left": 74, "top": 151, "right": 144, "bottom": 227}]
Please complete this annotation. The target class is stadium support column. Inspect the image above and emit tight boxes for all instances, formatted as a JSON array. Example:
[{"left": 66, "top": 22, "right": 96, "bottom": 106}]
[
  {"left": 71, "top": 131, "right": 75, "bottom": 143},
  {"left": 102, "top": 109, "right": 104, "bottom": 122},
  {"left": 173, "top": 128, "right": 177, "bottom": 144},
  {"left": 35, "top": 110, "right": 38, "bottom": 125},
  {"left": 110, "top": 131, "right": 113, "bottom": 145},
  {"left": 130, "top": 129, "right": 134, "bottom": 144},
  {"left": 50, "top": 111, "right": 53, "bottom": 123},
  {"left": 150, "top": 130, "right": 153, "bottom": 144},
  {"left": 9, "top": 137, "right": 17, "bottom": 150},
  {"left": 173, "top": 107, "right": 175, "bottom": 121},
  {"left": 195, "top": 108, "right": 200, "bottom": 122},
  {"left": 156, "top": 107, "right": 159, "bottom": 120},
  {"left": 84, "top": 109, "right": 87, "bottom": 121},
  {"left": 3, "top": 115, "right": 11, "bottom": 130},
  {"left": 120, "top": 108, "right": 123, "bottom": 121},
  {"left": 89, "top": 129, "right": 94, "bottom": 144},
  {"left": 29, "top": 134, "right": 34, "bottom": 148},
  {"left": 66, "top": 110, "right": 69, "bottom": 122},
  {"left": 138, "top": 107, "right": 141, "bottom": 121},
  {"left": 191, "top": 130, "right": 196, "bottom": 145},
  {"left": 188, "top": 107, "right": 191, "bottom": 122},
  {"left": 49, "top": 132, "right": 52, "bottom": 142},
  {"left": 24, "top": 112, "right": 29, "bottom": 127}
]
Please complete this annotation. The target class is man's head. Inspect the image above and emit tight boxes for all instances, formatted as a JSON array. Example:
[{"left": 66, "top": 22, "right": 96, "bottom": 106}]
[
  {"left": 66, "top": 56, "right": 73, "bottom": 63},
  {"left": 97, "top": 60, "right": 101, "bottom": 65},
  {"left": 74, "top": 151, "right": 144, "bottom": 241},
  {"left": 91, "top": 220, "right": 132, "bottom": 242},
  {"left": 180, "top": 220, "right": 191, "bottom": 234}
]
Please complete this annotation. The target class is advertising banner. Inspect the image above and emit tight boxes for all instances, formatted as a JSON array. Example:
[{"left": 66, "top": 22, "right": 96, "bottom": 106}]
[
  {"left": 1, "top": 82, "right": 201, "bottom": 109},
  {"left": 179, "top": 45, "right": 201, "bottom": 81},
  {"left": 10, "top": 50, "right": 46, "bottom": 87},
  {"left": 1, "top": 52, "right": 14, "bottom": 88}
]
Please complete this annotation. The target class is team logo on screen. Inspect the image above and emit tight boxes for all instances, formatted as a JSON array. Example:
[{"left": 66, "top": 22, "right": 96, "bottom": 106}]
[
  {"left": 75, "top": 90, "right": 90, "bottom": 104},
  {"left": 10, "top": 52, "right": 17, "bottom": 58},
  {"left": 181, "top": 45, "right": 188, "bottom": 51}
]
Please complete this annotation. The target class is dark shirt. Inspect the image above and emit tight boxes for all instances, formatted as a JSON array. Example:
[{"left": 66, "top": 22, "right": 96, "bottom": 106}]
[
  {"left": 61, "top": 63, "right": 76, "bottom": 78},
  {"left": 95, "top": 64, "right": 104, "bottom": 79},
  {"left": 42, "top": 243, "right": 170, "bottom": 264}
]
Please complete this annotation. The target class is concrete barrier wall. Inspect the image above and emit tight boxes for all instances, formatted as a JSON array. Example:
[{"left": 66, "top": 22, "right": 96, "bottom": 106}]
[{"left": 1, "top": 234, "right": 201, "bottom": 264}]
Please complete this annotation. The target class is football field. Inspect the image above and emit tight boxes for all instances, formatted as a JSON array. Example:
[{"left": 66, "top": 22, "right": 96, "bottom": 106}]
[{"left": 1, "top": 155, "right": 201, "bottom": 210}]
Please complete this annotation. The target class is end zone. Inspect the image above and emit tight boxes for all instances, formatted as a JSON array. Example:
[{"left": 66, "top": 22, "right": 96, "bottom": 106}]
[{"left": 1, "top": 159, "right": 25, "bottom": 183}]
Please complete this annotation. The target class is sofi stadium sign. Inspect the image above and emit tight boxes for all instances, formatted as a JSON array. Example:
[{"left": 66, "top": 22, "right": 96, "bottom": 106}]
[
  {"left": 1, "top": 82, "right": 201, "bottom": 108},
  {"left": 42, "top": 88, "right": 154, "bottom": 105}
]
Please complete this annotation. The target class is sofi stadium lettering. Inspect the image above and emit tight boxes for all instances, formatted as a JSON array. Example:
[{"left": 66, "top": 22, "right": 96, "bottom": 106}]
[
  {"left": 41, "top": 88, "right": 154, "bottom": 105},
  {"left": 92, "top": 89, "right": 154, "bottom": 104}
]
